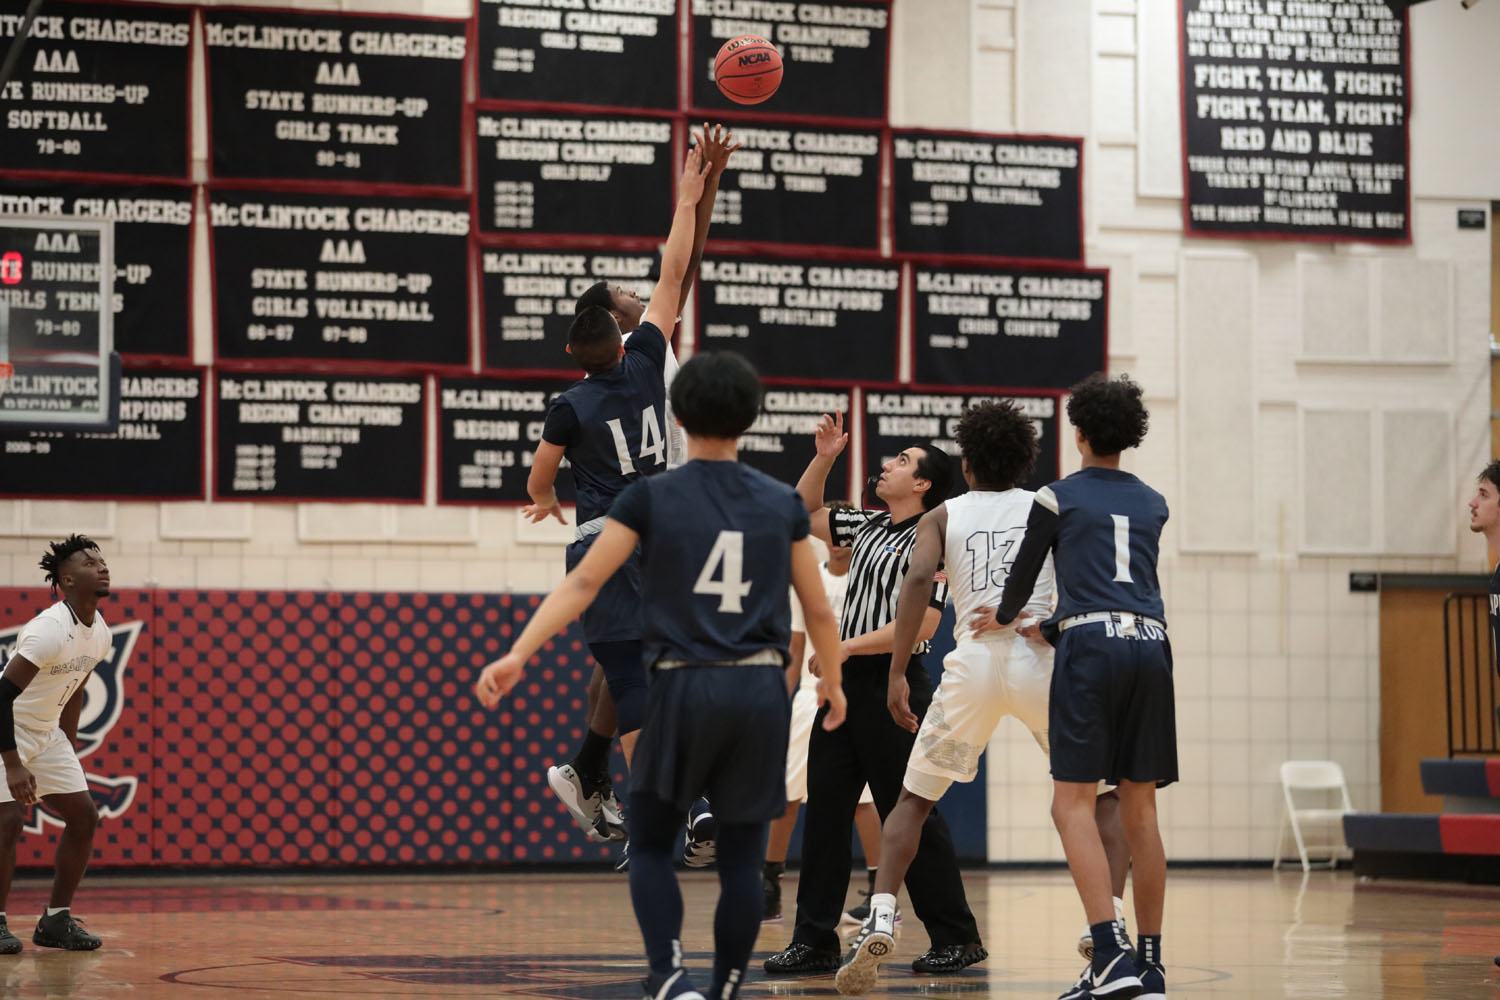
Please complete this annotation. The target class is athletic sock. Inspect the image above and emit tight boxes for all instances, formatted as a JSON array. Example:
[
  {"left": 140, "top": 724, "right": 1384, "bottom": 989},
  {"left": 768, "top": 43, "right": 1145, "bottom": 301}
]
[
  {"left": 869, "top": 892, "right": 897, "bottom": 917},
  {"left": 45, "top": 906, "right": 67, "bottom": 917},
  {"left": 1089, "top": 919, "right": 1126, "bottom": 964},
  {"left": 1138, "top": 934, "right": 1162, "bottom": 966},
  {"left": 573, "top": 729, "right": 613, "bottom": 785}
]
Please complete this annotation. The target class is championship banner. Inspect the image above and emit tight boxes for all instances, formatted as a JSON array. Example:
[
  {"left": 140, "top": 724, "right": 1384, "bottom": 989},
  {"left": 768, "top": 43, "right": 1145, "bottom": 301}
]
[
  {"left": 0, "top": 182, "right": 193, "bottom": 359},
  {"left": 437, "top": 377, "right": 576, "bottom": 504},
  {"left": 475, "top": 111, "right": 676, "bottom": 237},
  {"left": 0, "top": 2, "right": 191, "bottom": 178},
  {"left": 0, "top": 367, "right": 204, "bottom": 499},
  {"left": 214, "top": 371, "right": 425, "bottom": 501},
  {"left": 1180, "top": 0, "right": 1409, "bottom": 241},
  {"left": 892, "top": 130, "right": 1084, "bottom": 263},
  {"left": 696, "top": 255, "right": 898, "bottom": 382},
  {"left": 711, "top": 122, "right": 881, "bottom": 249},
  {"left": 737, "top": 386, "right": 852, "bottom": 495},
  {"left": 476, "top": 0, "right": 677, "bottom": 111},
  {"left": 209, "top": 190, "right": 470, "bottom": 367},
  {"left": 911, "top": 265, "right": 1107, "bottom": 391},
  {"left": 480, "top": 246, "right": 658, "bottom": 372},
  {"left": 690, "top": 0, "right": 890, "bottom": 122},
  {"left": 863, "top": 388, "right": 1059, "bottom": 494},
  {"left": 204, "top": 10, "right": 466, "bottom": 188}
]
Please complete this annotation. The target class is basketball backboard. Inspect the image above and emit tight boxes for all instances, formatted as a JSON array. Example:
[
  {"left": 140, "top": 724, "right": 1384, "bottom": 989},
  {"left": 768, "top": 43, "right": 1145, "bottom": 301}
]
[{"left": 0, "top": 218, "right": 120, "bottom": 431}]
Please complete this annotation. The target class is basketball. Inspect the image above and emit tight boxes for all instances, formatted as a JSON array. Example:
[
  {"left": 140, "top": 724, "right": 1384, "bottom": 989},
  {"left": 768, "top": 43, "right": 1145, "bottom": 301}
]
[{"left": 714, "top": 35, "right": 783, "bottom": 105}]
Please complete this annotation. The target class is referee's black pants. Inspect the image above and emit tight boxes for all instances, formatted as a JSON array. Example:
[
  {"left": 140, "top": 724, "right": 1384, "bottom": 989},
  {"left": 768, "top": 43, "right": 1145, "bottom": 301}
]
[{"left": 792, "top": 653, "right": 981, "bottom": 953}]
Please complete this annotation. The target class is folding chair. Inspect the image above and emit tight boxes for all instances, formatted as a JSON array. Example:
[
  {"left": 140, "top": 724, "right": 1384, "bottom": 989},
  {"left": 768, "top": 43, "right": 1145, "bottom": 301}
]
[{"left": 1274, "top": 760, "right": 1354, "bottom": 872}]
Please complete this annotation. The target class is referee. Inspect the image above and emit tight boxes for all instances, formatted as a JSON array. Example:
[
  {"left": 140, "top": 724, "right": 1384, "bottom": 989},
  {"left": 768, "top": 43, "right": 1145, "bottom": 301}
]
[{"left": 764, "top": 410, "right": 986, "bottom": 976}]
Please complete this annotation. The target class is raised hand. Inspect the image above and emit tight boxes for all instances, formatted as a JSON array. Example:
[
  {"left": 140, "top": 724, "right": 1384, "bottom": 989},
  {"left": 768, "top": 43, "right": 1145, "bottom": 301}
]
[
  {"left": 698, "top": 121, "right": 741, "bottom": 173},
  {"left": 814, "top": 409, "right": 849, "bottom": 459},
  {"left": 678, "top": 146, "right": 707, "bottom": 205}
]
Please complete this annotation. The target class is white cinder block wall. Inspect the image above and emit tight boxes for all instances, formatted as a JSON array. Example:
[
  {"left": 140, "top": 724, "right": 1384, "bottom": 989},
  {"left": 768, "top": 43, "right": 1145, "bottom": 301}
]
[{"left": 3, "top": 0, "right": 1497, "bottom": 862}]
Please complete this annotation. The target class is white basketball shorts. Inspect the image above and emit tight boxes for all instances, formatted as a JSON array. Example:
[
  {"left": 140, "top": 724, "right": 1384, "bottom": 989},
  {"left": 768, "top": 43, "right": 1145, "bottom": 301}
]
[
  {"left": 786, "top": 682, "right": 873, "bottom": 806},
  {"left": 904, "top": 633, "right": 1053, "bottom": 801},
  {"left": 0, "top": 725, "right": 87, "bottom": 803}
]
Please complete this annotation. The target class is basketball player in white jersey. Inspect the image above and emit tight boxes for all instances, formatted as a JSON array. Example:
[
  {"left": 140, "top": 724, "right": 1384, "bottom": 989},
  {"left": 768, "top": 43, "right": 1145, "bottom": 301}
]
[
  {"left": 0, "top": 535, "right": 111, "bottom": 953},
  {"left": 835, "top": 400, "right": 1091, "bottom": 995}
]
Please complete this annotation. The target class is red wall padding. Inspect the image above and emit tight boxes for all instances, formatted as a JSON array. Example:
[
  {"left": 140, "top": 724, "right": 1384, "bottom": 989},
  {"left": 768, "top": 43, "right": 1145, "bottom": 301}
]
[{"left": 0, "top": 587, "right": 623, "bottom": 869}]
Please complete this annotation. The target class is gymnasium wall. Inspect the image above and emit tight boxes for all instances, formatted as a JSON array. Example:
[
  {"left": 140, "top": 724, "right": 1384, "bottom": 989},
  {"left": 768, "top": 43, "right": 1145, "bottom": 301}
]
[{"left": 1, "top": 0, "right": 1497, "bottom": 866}]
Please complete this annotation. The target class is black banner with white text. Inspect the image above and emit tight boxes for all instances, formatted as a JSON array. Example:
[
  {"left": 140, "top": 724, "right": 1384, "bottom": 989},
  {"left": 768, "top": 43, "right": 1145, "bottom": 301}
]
[
  {"left": 475, "top": 111, "right": 675, "bottom": 236},
  {"left": 690, "top": 0, "right": 890, "bottom": 121},
  {"left": 912, "top": 265, "right": 1107, "bottom": 391},
  {"left": 477, "top": 0, "right": 677, "bottom": 110},
  {"left": 737, "top": 386, "right": 851, "bottom": 494},
  {"left": 204, "top": 10, "right": 466, "bottom": 188},
  {"left": 438, "top": 377, "right": 575, "bottom": 504},
  {"left": 863, "top": 389, "right": 1059, "bottom": 494},
  {"left": 696, "top": 255, "right": 897, "bottom": 382},
  {"left": 1180, "top": 0, "right": 1409, "bottom": 241},
  {"left": 209, "top": 190, "right": 470, "bottom": 366},
  {"left": 0, "top": 2, "right": 191, "bottom": 178},
  {"left": 215, "top": 371, "right": 425, "bottom": 501}
]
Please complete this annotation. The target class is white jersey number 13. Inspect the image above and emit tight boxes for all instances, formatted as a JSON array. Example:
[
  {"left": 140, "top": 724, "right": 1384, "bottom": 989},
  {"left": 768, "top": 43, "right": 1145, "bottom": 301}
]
[{"left": 694, "top": 531, "right": 753, "bottom": 613}]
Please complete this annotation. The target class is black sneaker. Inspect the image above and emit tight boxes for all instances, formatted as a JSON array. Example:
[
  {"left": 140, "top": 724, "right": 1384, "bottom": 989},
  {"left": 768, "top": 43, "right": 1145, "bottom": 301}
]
[
  {"left": 642, "top": 967, "right": 705, "bottom": 1000},
  {"left": 683, "top": 804, "right": 716, "bottom": 869},
  {"left": 763, "top": 941, "right": 840, "bottom": 975},
  {"left": 33, "top": 911, "right": 100, "bottom": 951},
  {"left": 911, "top": 940, "right": 986, "bottom": 974},
  {"left": 0, "top": 917, "right": 20, "bottom": 954},
  {"left": 762, "top": 866, "right": 783, "bottom": 922},
  {"left": 594, "top": 780, "right": 628, "bottom": 842}
]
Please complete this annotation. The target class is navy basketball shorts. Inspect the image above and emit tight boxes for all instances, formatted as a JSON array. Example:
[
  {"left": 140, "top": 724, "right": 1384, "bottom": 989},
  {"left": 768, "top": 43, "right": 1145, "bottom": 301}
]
[
  {"left": 630, "top": 663, "right": 791, "bottom": 824},
  {"left": 1048, "top": 623, "right": 1178, "bottom": 787},
  {"left": 565, "top": 536, "right": 643, "bottom": 643}
]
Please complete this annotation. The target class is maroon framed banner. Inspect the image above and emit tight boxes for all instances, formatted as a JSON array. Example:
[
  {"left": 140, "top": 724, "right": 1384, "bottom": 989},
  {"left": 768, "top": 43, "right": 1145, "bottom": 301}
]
[
  {"left": 203, "top": 8, "right": 468, "bottom": 190},
  {"left": 688, "top": 0, "right": 891, "bottom": 123},
  {"left": 695, "top": 253, "right": 899, "bottom": 383},
  {"left": 863, "top": 387, "right": 1061, "bottom": 494},
  {"left": 891, "top": 129, "right": 1084, "bottom": 265},
  {"left": 910, "top": 264, "right": 1108, "bottom": 391},
  {"left": 0, "top": 1, "right": 191, "bottom": 180},
  {"left": 437, "top": 376, "right": 576, "bottom": 505},
  {"left": 1179, "top": 0, "right": 1410, "bottom": 243}
]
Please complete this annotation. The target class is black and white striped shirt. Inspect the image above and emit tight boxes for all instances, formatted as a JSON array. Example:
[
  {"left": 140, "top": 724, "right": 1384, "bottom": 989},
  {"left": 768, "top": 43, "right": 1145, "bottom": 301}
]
[{"left": 830, "top": 507, "right": 948, "bottom": 654}]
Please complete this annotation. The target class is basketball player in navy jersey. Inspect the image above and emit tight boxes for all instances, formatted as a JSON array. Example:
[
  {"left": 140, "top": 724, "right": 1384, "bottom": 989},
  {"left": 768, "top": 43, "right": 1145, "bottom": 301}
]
[
  {"left": 989, "top": 374, "right": 1172, "bottom": 1000},
  {"left": 0, "top": 536, "right": 112, "bottom": 953},
  {"left": 478, "top": 350, "right": 848, "bottom": 1000},
  {"left": 533, "top": 125, "right": 739, "bottom": 851}
]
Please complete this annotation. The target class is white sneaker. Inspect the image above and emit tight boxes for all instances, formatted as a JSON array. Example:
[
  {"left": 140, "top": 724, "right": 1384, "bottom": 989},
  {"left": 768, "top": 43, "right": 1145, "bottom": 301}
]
[
  {"left": 547, "top": 763, "right": 607, "bottom": 842},
  {"left": 1077, "top": 897, "right": 1129, "bottom": 960},
  {"left": 833, "top": 906, "right": 896, "bottom": 996}
]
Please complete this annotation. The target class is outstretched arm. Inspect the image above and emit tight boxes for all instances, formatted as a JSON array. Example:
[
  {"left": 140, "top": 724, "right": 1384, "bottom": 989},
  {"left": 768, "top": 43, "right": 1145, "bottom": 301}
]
[
  {"left": 675, "top": 123, "right": 739, "bottom": 320},
  {"left": 641, "top": 144, "right": 710, "bottom": 334},
  {"left": 796, "top": 410, "right": 848, "bottom": 545}
]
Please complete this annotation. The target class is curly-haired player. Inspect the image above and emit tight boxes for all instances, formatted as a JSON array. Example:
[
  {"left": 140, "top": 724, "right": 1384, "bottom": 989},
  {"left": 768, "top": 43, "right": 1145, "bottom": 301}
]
[
  {"left": 0, "top": 535, "right": 112, "bottom": 953},
  {"left": 989, "top": 373, "right": 1172, "bottom": 1000}
]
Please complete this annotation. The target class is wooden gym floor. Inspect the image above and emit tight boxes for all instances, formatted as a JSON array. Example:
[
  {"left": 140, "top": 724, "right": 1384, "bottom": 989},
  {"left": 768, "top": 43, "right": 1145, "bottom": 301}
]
[{"left": 0, "top": 868, "right": 1494, "bottom": 997}]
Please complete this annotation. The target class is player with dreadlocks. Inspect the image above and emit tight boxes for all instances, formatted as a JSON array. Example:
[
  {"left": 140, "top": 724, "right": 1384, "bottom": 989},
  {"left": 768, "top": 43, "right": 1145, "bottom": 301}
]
[{"left": 0, "top": 535, "right": 112, "bottom": 953}]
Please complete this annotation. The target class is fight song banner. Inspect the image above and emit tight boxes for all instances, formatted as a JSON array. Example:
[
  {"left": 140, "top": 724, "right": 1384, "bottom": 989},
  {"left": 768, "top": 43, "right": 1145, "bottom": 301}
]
[
  {"left": 0, "top": 367, "right": 204, "bottom": 499},
  {"left": 737, "top": 386, "right": 853, "bottom": 494},
  {"left": 209, "top": 190, "right": 470, "bottom": 366},
  {"left": 475, "top": 112, "right": 675, "bottom": 236},
  {"left": 1180, "top": 0, "right": 1409, "bottom": 241},
  {"left": 0, "top": 3, "right": 191, "bottom": 178},
  {"left": 696, "top": 255, "right": 898, "bottom": 382},
  {"left": 204, "top": 10, "right": 466, "bottom": 189},
  {"left": 710, "top": 123, "right": 881, "bottom": 249},
  {"left": 214, "top": 372, "right": 425, "bottom": 502},
  {"left": 911, "top": 265, "right": 1107, "bottom": 391},
  {"left": 690, "top": 0, "right": 890, "bottom": 121},
  {"left": 0, "top": 182, "right": 193, "bottom": 359},
  {"left": 477, "top": 0, "right": 677, "bottom": 111},
  {"left": 863, "top": 388, "right": 1060, "bottom": 494},
  {"left": 480, "top": 247, "right": 657, "bottom": 372},
  {"left": 892, "top": 130, "right": 1084, "bottom": 263},
  {"left": 438, "top": 377, "right": 575, "bottom": 504}
]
